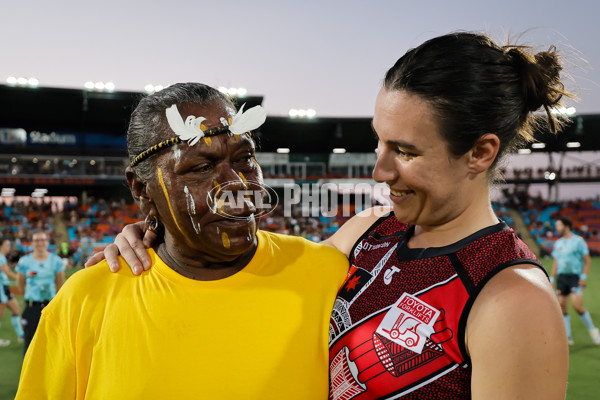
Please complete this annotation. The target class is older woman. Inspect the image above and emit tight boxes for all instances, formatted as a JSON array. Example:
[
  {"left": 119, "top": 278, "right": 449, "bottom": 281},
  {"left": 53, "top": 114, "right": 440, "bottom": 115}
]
[
  {"left": 16, "top": 83, "right": 348, "bottom": 399},
  {"left": 91, "top": 32, "right": 569, "bottom": 400}
]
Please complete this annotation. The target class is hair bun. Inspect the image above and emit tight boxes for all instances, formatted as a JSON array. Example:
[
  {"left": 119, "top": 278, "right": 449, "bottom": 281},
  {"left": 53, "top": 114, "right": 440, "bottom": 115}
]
[{"left": 505, "top": 46, "right": 565, "bottom": 113}]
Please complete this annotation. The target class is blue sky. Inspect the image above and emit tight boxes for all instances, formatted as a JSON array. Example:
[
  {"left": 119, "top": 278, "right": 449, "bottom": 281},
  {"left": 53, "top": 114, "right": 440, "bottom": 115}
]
[{"left": 2, "top": 0, "right": 598, "bottom": 117}]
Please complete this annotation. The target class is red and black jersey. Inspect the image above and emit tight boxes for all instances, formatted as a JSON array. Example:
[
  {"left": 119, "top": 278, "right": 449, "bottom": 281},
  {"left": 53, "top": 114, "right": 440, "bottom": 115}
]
[{"left": 329, "top": 213, "right": 543, "bottom": 400}]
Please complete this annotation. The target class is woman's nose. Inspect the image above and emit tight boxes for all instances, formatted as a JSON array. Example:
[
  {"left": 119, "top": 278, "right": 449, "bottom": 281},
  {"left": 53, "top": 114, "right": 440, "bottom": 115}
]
[{"left": 372, "top": 147, "right": 397, "bottom": 184}]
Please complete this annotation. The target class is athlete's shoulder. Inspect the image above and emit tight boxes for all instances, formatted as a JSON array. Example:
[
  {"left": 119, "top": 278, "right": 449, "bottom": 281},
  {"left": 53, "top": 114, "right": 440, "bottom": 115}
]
[{"left": 325, "top": 206, "right": 398, "bottom": 257}]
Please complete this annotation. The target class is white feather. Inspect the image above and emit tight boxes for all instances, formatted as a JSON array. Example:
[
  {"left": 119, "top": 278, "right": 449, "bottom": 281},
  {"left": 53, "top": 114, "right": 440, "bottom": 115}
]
[
  {"left": 165, "top": 104, "right": 206, "bottom": 143},
  {"left": 229, "top": 104, "right": 267, "bottom": 135}
]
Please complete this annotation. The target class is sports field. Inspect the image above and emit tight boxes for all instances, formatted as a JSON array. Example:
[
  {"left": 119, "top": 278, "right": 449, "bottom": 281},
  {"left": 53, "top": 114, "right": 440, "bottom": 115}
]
[{"left": 1, "top": 259, "right": 599, "bottom": 399}]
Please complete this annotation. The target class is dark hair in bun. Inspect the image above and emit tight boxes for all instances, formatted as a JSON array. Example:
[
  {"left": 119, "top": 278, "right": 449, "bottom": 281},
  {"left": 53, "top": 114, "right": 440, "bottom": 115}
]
[{"left": 384, "top": 31, "right": 573, "bottom": 170}]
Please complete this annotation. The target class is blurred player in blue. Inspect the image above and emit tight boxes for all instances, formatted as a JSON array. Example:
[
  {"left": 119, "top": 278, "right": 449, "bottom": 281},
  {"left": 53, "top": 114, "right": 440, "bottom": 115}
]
[
  {"left": 550, "top": 216, "right": 600, "bottom": 345},
  {"left": 0, "top": 238, "right": 25, "bottom": 346},
  {"left": 16, "top": 231, "right": 65, "bottom": 353}
]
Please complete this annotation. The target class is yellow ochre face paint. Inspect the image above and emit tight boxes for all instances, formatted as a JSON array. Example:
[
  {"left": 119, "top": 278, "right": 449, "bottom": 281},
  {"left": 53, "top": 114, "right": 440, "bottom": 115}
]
[
  {"left": 157, "top": 168, "right": 184, "bottom": 233},
  {"left": 217, "top": 197, "right": 225, "bottom": 215},
  {"left": 237, "top": 172, "right": 248, "bottom": 186},
  {"left": 221, "top": 231, "right": 230, "bottom": 249},
  {"left": 203, "top": 137, "right": 212, "bottom": 146}
]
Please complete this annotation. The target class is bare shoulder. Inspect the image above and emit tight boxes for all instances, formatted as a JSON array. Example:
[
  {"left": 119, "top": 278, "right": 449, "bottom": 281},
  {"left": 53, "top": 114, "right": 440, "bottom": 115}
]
[
  {"left": 322, "top": 206, "right": 392, "bottom": 257},
  {"left": 467, "top": 264, "right": 568, "bottom": 399}
]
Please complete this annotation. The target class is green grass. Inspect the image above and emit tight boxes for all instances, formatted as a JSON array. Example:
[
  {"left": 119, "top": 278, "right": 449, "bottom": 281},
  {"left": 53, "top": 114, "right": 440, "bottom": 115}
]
[
  {"left": 1, "top": 261, "right": 600, "bottom": 399},
  {"left": 0, "top": 267, "right": 82, "bottom": 400},
  {"left": 540, "top": 257, "right": 600, "bottom": 399}
]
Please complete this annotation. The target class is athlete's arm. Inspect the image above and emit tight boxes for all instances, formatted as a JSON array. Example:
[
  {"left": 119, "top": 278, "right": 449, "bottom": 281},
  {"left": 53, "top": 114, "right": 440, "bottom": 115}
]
[
  {"left": 321, "top": 206, "right": 392, "bottom": 257},
  {"left": 17, "top": 272, "right": 25, "bottom": 296},
  {"left": 84, "top": 221, "right": 155, "bottom": 275},
  {"left": 549, "top": 258, "right": 558, "bottom": 284},
  {"left": 581, "top": 253, "right": 591, "bottom": 288},
  {"left": 466, "top": 264, "right": 568, "bottom": 400},
  {"left": 1, "top": 263, "right": 17, "bottom": 280}
]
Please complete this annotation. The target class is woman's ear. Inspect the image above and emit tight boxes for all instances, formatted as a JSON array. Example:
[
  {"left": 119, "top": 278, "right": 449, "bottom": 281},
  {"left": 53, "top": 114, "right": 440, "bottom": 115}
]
[
  {"left": 467, "top": 133, "right": 500, "bottom": 174},
  {"left": 126, "top": 167, "right": 153, "bottom": 214}
]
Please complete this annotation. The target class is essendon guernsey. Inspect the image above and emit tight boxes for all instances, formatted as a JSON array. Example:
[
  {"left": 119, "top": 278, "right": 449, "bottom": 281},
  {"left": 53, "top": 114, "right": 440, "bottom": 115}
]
[{"left": 329, "top": 213, "right": 542, "bottom": 399}]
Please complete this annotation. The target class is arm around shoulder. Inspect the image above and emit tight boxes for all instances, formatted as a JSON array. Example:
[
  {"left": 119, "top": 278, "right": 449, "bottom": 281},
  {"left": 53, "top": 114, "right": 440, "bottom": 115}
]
[
  {"left": 467, "top": 264, "right": 568, "bottom": 400},
  {"left": 322, "top": 206, "right": 392, "bottom": 257}
]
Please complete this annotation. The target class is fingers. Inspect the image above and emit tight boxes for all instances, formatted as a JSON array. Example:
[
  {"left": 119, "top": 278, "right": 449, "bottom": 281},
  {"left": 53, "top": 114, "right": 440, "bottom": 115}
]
[
  {"left": 84, "top": 252, "right": 105, "bottom": 268},
  {"left": 115, "top": 231, "right": 148, "bottom": 275},
  {"left": 103, "top": 244, "right": 121, "bottom": 272}
]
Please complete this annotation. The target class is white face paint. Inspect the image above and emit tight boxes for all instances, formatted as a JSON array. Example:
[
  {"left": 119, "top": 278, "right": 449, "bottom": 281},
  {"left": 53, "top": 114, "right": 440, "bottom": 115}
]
[
  {"left": 172, "top": 146, "right": 181, "bottom": 162},
  {"left": 184, "top": 185, "right": 202, "bottom": 234}
]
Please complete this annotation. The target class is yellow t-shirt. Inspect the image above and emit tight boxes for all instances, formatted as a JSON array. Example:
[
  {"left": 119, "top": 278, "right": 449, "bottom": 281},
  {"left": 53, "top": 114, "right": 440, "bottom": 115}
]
[{"left": 16, "top": 231, "right": 348, "bottom": 400}]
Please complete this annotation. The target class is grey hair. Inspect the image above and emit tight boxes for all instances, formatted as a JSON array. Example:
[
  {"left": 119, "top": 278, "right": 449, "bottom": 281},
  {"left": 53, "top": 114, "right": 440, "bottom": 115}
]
[{"left": 127, "top": 83, "right": 235, "bottom": 181}]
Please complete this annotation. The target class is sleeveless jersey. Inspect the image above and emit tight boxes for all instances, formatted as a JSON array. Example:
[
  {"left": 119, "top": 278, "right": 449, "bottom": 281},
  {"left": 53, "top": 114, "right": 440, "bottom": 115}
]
[{"left": 329, "top": 214, "right": 543, "bottom": 400}]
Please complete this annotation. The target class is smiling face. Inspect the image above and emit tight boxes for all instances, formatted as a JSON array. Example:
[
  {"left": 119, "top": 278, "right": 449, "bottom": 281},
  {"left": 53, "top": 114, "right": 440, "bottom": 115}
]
[
  {"left": 136, "top": 99, "right": 263, "bottom": 262},
  {"left": 372, "top": 88, "right": 476, "bottom": 229}
]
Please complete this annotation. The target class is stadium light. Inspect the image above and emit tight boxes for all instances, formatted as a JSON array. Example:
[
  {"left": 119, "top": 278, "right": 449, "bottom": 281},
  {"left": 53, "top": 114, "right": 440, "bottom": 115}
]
[
  {"left": 1, "top": 188, "right": 15, "bottom": 197},
  {"left": 11, "top": 157, "right": 17, "bottom": 163},
  {"left": 276, "top": 148, "right": 290, "bottom": 154},
  {"left": 144, "top": 84, "right": 164, "bottom": 94},
  {"left": 288, "top": 108, "right": 316, "bottom": 119},
  {"left": 518, "top": 149, "right": 531, "bottom": 155},
  {"left": 6, "top": 76, "right": 39, "bottom": 87},
  {"left": 544, "top": 171, "right": 557, "bottom": 181},
  {"left": 90, "top": 160, "right": 96, "bottom": 165},
  {"left": 104, "top": 82, "right": 115, "bottom": 92},
  {"left": 566, "top": 142, "right": 581, "bottom": 148},
  {"left": 85, "top": 81, "right": 116, "bottom": 92},
  {"left": 531, "top": 143, "right": 546, "bottom": 149},
  {"left": 332, "top": 148, "right": 346, "bottom": 154},
  {"left": 217, "top": 87, "right": 247, "bottom": 97}
]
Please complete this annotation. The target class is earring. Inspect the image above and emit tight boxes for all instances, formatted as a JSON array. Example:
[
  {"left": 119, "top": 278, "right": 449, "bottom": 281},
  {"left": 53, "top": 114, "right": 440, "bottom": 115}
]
[{"left": 145, "top": 215, "right": 159, "bottom": 233}]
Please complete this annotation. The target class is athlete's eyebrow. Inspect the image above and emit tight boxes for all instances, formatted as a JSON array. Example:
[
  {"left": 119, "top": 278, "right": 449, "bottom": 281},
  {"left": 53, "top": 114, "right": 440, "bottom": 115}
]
[{"left": 370, "top": 122, "right": 418, "bottom": 151}]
